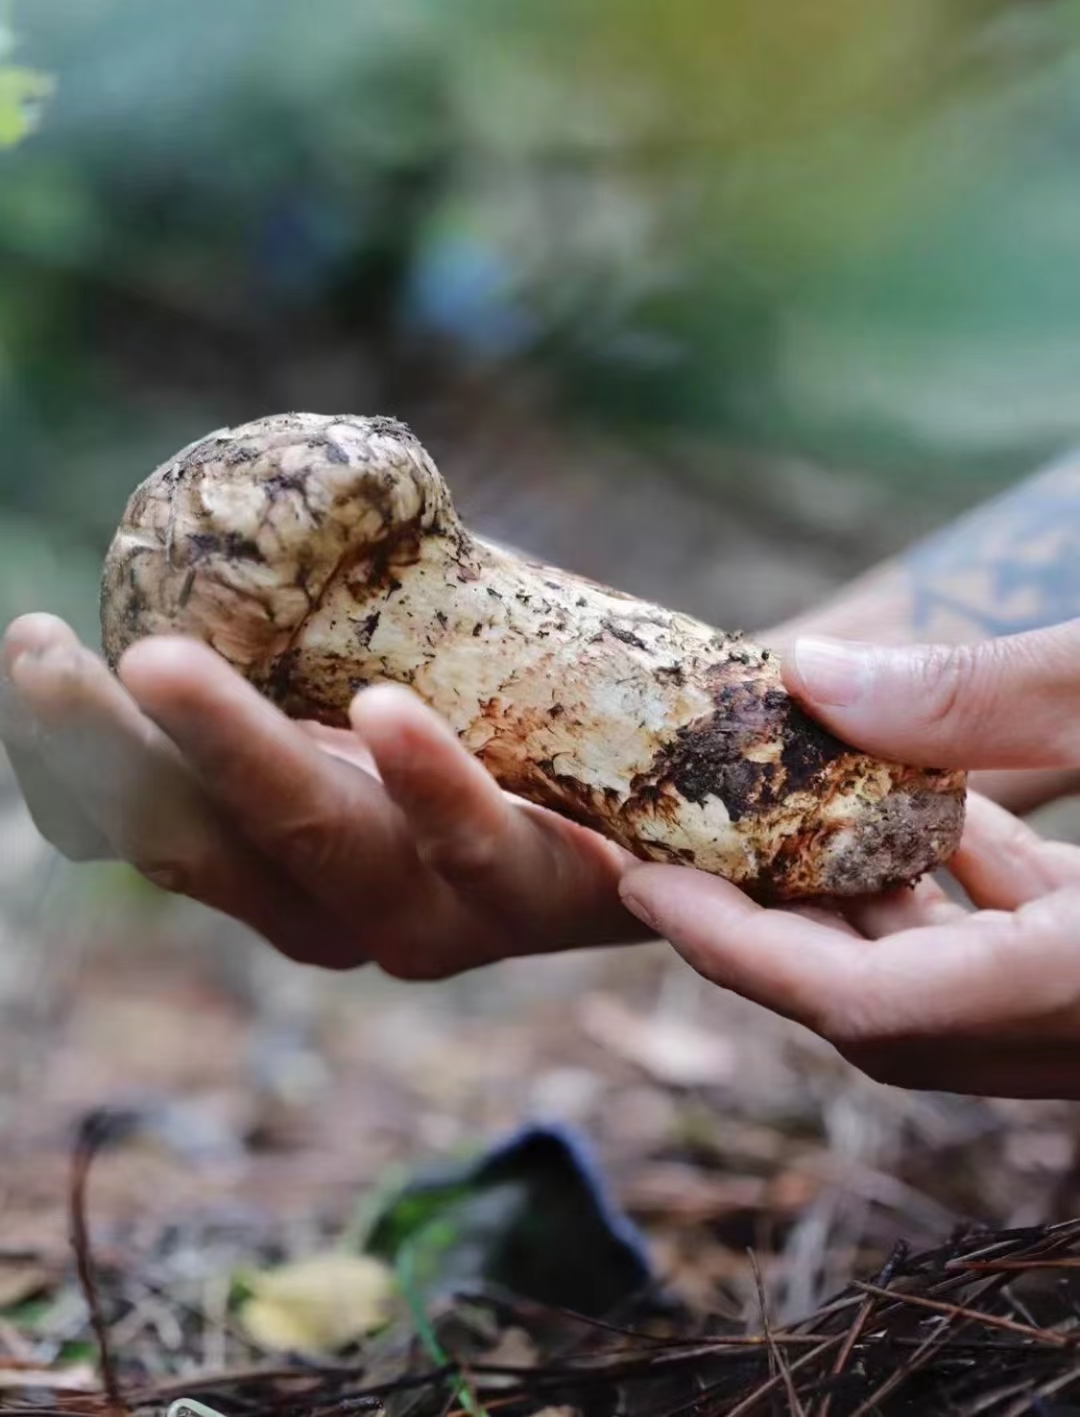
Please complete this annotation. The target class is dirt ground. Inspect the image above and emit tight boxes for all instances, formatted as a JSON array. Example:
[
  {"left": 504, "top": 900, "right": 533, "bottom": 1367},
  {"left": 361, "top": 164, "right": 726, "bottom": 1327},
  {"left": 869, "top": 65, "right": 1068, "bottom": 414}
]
[{"left": 2, "top": 405, "right": 1079, "bottom": 1406}]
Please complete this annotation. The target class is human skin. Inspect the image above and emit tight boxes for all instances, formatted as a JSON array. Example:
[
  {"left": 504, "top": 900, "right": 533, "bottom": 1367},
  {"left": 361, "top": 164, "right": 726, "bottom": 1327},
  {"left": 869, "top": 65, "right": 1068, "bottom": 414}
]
[
  {"left": 619, "top": 621, "right": 1080, "bottom": 1098},
  {"left": 2, "top": 447, "right": 1080, "bottom": 983}
]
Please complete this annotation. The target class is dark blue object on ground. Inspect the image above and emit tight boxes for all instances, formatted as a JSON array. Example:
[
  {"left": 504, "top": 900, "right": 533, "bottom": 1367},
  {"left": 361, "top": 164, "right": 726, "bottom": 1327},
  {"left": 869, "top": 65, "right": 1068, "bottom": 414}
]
[{"left": 367, "top": 1122, "right": 655, "bottom": 1319}]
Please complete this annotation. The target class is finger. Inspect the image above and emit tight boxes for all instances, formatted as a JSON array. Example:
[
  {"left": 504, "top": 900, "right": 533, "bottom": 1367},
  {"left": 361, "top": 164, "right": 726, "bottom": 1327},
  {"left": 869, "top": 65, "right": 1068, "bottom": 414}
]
[
  {"left": 842, "top": 888, "right": 1080, "bottom": 1044},
  {"left": 782, "top": 902, "right": 863, "bottom": 938},
  {"left": 971, "top": 765, "right": 1080, "bottom": 816},
  {"left": 792, "top": 892, "right": 1070, "bottom": 1053},
  {"left": 298, "top": 720, "right": 380, "bottom": 774},
  {"left": 949, "top": 792, "right": 1080, "bottom": 910},
  {"left": 351, "top": 684, "right": 637, "bottom": 946},
  {"left": 620, "top": 861, "right": 1080, "bottom": 1055},
  {"left": 2, "top": 617, "right": 116, "bottom": 860},
  {"left": 618, "top": 863, "right": 863, "bottom": 1033},
  {"left": 2, "top": 612, "right": 84, "bottom": 667},
  {"left": 10, "top": 642, "right": 347, "bottom": 963},
  {"left": 843, "top": 876, "right": 966, "bottom": 940},
  {"left": 782, "top": 620, "right": 1080, "bottom": 769},
  {"left": 119, "top": 637, "right": 414, "bottom": 919}
]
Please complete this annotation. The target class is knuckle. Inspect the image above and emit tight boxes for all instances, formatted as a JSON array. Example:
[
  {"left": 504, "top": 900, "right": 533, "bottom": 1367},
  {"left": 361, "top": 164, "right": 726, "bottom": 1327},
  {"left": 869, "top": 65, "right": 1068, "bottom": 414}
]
[
  {"left": 915, "top": 642, "right": 980, "bottom": 733},
  {"left": 419, "top": 827, "right": 504, "bottom": 885},
  {"left": 268, "top": 810, "right": 348, "bottom": 877},
  {"left": 136, "top": 851, "right": 202, "bottom": 898}
]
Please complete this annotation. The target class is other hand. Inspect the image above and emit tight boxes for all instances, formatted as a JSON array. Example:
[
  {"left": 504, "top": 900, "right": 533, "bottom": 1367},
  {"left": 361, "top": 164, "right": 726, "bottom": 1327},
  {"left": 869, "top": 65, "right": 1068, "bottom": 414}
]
[{"left": 619, "top": 622, "right": 1080, "bottom": 1097}]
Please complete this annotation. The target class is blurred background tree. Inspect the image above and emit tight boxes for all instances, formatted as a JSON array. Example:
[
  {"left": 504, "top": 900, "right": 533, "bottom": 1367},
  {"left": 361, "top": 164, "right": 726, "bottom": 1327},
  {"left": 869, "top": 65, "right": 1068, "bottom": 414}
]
[{"left": 2, "top": 0, "right": 1080, "bottom": 640}]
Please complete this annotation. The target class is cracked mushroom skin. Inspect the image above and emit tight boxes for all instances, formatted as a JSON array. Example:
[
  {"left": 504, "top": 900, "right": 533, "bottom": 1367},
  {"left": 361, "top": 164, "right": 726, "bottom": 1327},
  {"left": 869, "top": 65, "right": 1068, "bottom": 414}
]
[{"left": 101, "top": 412, "right": 966, "bottom": 901}]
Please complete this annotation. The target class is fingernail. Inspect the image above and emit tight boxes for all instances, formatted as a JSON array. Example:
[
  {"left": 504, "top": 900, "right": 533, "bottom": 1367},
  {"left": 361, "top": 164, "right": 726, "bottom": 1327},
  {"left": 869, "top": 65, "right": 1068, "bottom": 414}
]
[
  {"left": 619, "top": 889, "right": 662, "bottom": 936},
  {"left": 7, "top": 648, "right": 41, "bottom": 689},
  {"left": 10, "top": 644, "right": 67, "bottom": 687},
  {"left": 791, "top": 637, "right": 873, "bottom": 707}
]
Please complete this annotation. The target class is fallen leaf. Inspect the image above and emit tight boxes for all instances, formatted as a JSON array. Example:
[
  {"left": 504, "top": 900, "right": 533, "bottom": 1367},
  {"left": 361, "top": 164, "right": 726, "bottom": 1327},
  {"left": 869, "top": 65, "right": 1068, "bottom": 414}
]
[
  {"left": 580, "top": 994, "right": 736, "bottom": 1088},
  {"left": 479, "top": 1324, "right": 538, "bottom": 1372},
  {"left": 0, "top": 1362, "right": 97, "bottom": 1391},
  {"left": 0, "top": 1317, "right": 37, "bottom": 1363},
  {"left": 0, "top": 1264, "right": 52, "bottom": 1310},
  {"left": 623, "top": 1162, "right": 768, "bottom": 1220},
  {"left": 238, "top": 1252, "right": 395, "bottom": 1354}
]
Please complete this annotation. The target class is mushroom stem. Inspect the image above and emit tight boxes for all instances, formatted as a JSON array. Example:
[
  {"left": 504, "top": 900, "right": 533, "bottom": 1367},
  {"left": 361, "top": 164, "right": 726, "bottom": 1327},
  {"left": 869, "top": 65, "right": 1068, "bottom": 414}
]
[{"left": 101, "top": 412, "right": 966, "bottom": 899}]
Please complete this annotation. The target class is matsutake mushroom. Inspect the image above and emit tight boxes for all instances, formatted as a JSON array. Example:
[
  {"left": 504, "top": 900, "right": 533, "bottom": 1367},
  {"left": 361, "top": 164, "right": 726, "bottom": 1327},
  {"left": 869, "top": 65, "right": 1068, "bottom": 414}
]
[{"left": 101, "top": 412, "right": 965, "bottom": 900}]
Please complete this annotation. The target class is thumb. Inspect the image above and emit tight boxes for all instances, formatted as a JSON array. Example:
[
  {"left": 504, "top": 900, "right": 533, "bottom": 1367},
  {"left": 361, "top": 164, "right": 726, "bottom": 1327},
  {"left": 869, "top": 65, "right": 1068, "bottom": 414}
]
[{"left": 782, "top": 620, "right": 1080, "bottom": 770}]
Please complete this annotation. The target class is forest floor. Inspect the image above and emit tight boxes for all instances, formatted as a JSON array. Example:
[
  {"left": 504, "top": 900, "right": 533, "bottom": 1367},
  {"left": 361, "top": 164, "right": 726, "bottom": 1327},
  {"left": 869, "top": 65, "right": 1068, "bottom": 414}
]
[{"left": 2, "top": 397, "right": 1079, "bottom": 1413}]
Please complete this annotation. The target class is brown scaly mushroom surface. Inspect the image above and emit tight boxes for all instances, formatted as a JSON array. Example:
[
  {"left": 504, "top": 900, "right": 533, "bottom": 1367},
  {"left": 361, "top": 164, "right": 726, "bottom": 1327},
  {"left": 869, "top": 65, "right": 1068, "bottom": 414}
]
[{"left": 101, "top": 412, "right": 966, "bottom": 900}]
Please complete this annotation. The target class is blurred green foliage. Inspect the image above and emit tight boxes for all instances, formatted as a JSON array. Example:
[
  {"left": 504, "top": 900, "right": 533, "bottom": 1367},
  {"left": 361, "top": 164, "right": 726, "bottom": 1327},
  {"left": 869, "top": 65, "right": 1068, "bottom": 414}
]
[
  {"left": 2, "top": 0, "right": 1080, "bottom": 635},
  {"left": 0, "top": 7, "right": 50, "bottom": 148}
]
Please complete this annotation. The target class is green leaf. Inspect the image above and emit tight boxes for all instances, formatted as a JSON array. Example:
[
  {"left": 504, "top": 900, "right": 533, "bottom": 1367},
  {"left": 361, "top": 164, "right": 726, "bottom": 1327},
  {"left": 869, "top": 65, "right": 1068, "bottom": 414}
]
[
  {"left": 0, "top": 62, "right": 52, "bottom": 146},
  {"left": 0, "top": 14, "right": 53, "bottom": 147},
  {"left": 396, "top": 1237, "right": 489, "bottom": 1417},
  {"left": 57, "top": 1341, "right": 99, "bottom": 1367}
]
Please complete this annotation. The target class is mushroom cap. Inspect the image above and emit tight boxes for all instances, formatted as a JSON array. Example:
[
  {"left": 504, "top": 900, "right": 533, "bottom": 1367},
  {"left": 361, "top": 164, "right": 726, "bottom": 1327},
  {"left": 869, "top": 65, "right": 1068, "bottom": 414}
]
[{"left": 101, "top": 412, "right": 456, "bottom": 679}]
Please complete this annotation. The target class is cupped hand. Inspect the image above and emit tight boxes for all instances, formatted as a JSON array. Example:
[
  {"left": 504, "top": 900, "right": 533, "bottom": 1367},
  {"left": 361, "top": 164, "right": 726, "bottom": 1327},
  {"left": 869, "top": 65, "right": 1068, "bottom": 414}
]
[
  {"left": 619, "top": 620, "right": 1080, "bottom": 1097},
  {"left": 0, "top": 615, "right": 644, "bottom": 979}
]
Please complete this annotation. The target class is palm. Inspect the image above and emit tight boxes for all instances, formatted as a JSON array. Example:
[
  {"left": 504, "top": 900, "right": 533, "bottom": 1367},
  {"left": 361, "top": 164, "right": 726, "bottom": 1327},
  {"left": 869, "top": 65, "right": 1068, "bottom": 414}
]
[
  {"left": 619, "top": 792, "right": 1080, "bottom": 1097},
  {"left": 1, "top": 615, "right": 640, "bottom": 980}
]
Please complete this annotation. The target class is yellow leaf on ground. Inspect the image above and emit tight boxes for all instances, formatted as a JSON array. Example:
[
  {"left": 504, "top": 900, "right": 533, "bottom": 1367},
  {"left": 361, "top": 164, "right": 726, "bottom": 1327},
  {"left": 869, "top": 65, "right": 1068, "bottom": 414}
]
[{"left": 238, "top": 1252, "right": 395, "bottom": 1355}]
